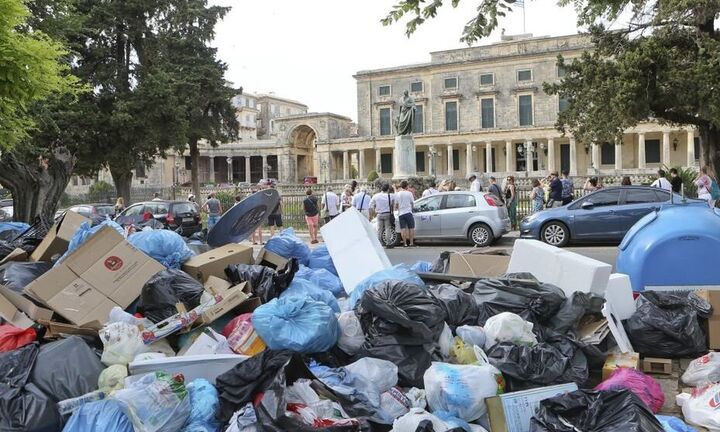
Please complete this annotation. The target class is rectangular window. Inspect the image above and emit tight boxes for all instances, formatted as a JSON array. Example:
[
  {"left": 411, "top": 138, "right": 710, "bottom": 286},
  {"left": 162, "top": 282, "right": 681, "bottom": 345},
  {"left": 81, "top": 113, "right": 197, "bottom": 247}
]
[
  {"left": 135, "top": 161, "right": 146, "bottom": 178},
  {"left": 559, "top": 97, "right": 570, "bottom": 113},
  {"left": 444, "top": 77, "right": 458, "bottom": 90},
  {"left": 378, "top": 85, "right": 391, "bottom": 96},
  {"left": 416, "top": 151, "right": 426, "bottom": 172},
  {"left": 517, "top": 69, "right": 532, "bottom": 82},
  {"left": 518, "top": 94, "right": 533, "bottom": 126},
  {"left": 480, "top": 73, "right": 494, "bottom": 85},
  {"left": 645, "top": 139, "right": 661, "bottom": 163},
  {"left": 445, "top": 101, "right": 458, "bottom": 131},
  {"left": 410, "top": 81, "right": 423, "bottom": 93},
  {"left": 412, "top": 105, "right": 424, "bottom": 134},
  {"left": 453, "top": 149, "right": 460, "bottom": 171},
  {"left": 184, "top": 156, "right": 192, "bottom": 170},
  {"left": 481, "top": 98, "right": 494, "bottom": 129},
  {"left": 694, "top": 137, "right": 700, "bottom": 161},
  {"left": 379, "top": 108, "right": 391, "bottom": 136},
  {"left": 557, "top": 65, "right": 567, "bottom": 78},
  {"left": 380, "top": 154, "right": 393, "bottom": 173},
  {"left": 600, "top": 143, "right": 615, "bottom": 165}
]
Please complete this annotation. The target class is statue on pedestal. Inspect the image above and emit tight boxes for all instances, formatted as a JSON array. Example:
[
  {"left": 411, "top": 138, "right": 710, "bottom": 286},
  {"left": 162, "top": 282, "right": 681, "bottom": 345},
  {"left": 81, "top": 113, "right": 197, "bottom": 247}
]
[{"left": 395, "top": 90, "right": 416, "bottom": 136}]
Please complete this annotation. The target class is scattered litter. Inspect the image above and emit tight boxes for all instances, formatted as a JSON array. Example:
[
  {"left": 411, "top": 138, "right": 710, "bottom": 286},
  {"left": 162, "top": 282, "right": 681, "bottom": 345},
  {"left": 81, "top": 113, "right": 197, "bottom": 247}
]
[
  {"left": 682, "top": 352, "right": 720, "bottom": 386},
  {"left": 595, "top": 367, "right": 664, "bottom": 413}
]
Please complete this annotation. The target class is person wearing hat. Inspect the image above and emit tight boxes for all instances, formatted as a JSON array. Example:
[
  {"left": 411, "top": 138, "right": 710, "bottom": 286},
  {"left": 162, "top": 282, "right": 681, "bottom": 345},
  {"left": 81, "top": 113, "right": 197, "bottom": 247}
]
[{"left": 469, "top": 174, "right": 482, "bottom": 192}]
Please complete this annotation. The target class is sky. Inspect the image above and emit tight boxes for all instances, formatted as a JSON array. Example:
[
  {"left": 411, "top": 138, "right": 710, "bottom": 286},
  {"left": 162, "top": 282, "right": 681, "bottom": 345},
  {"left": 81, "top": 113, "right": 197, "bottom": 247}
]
[{"left": 210, "top": 0, "right": 581, "bottom": 122}]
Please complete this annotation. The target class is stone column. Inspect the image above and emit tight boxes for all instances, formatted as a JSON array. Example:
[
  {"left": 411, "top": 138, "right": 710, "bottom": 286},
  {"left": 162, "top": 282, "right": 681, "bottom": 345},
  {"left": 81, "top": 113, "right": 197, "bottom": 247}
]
[
  {"left": 687, "top": 129, "right": 696, "bottom": 166},
  {"left": 261, "top": 155, "right": 268, "bottom": 179},
  {"left": 244, "top": 156, "right": 251, "bottom": 183},
  {"left": 505, "top": 140, "right": 513, "bottom": 173},
  {"left": 547, "top": 138, "right": 556, "bottom": 173},
  {"left": 375, "top": 148, "right": 382, "bottom": 173},
  {"left": 615, "top": 139, "right": 623, "bottom": 170},
  {"left": 638, "top": 133, "right": 646, "bottom": 169},
  {"left": 569, "top": 137, "right": 577, "bottom": 176},
  {"left": 208, "top": 156, "right": 215, "bottom": 183},
  {"left": 342, "top": 150, "right": 349, "bottom": 179},
  {"left": 591, "top": 143, "right": 601, "bottom": 171},
  {"left": 358, "top": 150, "right": 365, "bottom": 178},
  {"left": 485, "top": 142, "right": 493, "bottom": 173},
  {"left": 466, "top": 143, "right": 473, "bottom": 177},
  {"left": 525, "top": 140, "right": 533, "bottom": 175},
  {"left": 227, "top": 157, "right": 233, "bottom": 183},
  {"left": 447, "top": 145, "right": 454, "bottom": 175},
  {"left": 662, "top": 131, "right": 671, "bottom": 166}
]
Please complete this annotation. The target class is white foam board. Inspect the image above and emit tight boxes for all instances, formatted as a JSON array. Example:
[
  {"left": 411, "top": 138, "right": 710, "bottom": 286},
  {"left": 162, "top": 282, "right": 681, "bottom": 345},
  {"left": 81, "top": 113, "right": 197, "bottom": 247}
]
[
  {"left": 602, "top": 303, "right": 634, "bottom": 353},
  {"left": 128, "top": 354, "right": 247, "bottom": 385},
  {"left": 320, "top": 207, "right": 391, "bottom": 294},
  {"left": 605, "top": 274, "right": 636, "bottom": 320},
  {"left": 507, "top": 240, "right": 563, "bottom": 284}
]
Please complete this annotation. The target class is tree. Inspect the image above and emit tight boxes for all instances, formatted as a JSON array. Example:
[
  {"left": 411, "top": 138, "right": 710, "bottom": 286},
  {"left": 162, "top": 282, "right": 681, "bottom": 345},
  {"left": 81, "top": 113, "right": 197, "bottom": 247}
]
[
  {"left": 383, "top": 0, "right": 720, "bottom": 174},
  {"left": 0, "top": 0, "right": 83, "bottom": 224}
]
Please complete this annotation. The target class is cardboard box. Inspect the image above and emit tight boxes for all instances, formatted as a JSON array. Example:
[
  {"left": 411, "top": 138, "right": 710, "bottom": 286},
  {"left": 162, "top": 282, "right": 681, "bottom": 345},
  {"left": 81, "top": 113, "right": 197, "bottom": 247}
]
[
  {"left": 642, "top": 357, "right": 672, "bottom": 375},
  {"left": 0, "top": 291, "right": 35, "bottom": 328},
  {"left": 182, "top": 243, "right": 254, "bottom": 282},
  {"left": 697, "top": 290, "right": 720, "bottom": 349},
  {"left": 0, "top": 248, "right": 28, "bottom": 266},
  {"left": 24, "top": 226, "right": 165, "bottom": 326},
  {"left": 448, "top": 250, "right": 510, "bottom": 278},
  {"left": 197, "top": 283, "right": 250, "bottom": 326},
  {"left": 602, "top": 352, "right": 640, "bottom": 380},
  {"left": 255, "top": 248, "right": 289, "bottom": 271},
  {"left": 486, "top": 383, "right": 578, "bottom": 432},
  {"left": 0, "top": 284, "right": 53, "bottom": 324},
  {"left": 30, "top": 211, "right": 89, "bottom": 262},
  {"left": 204, "top": 275, "right": 233, "bottom": 294}
]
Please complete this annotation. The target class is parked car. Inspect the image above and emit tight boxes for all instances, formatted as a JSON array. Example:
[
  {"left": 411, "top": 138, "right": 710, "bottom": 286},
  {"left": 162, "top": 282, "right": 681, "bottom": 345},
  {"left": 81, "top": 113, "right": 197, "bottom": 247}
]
[
  {"left": 376, "top": 191, "right": 510, "bottom": 247},
  {"left": 520, "top": 186, "right": 707, "bottom": 246},
  {"left": 115, "top": 200, "right": 202, "bottom": 236},
  {"left": 303, "top": 176, "right": 318, "bottom": 185},
  {"left": 67, "top": 203, "right": 116, "bottom": 219}
]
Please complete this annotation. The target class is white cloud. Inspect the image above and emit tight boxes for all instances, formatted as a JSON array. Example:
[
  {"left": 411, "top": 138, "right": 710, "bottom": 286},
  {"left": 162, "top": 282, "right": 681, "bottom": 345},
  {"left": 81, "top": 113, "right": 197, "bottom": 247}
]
[{"left": 210, "top": 0, "right": 579, "bottom": 122}]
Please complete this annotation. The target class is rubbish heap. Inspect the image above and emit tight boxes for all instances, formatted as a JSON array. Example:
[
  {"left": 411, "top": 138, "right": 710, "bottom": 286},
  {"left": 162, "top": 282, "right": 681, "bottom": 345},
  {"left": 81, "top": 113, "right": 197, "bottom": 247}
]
[{"left": 0, "top": 207, "right": 718, "bottom": 432}]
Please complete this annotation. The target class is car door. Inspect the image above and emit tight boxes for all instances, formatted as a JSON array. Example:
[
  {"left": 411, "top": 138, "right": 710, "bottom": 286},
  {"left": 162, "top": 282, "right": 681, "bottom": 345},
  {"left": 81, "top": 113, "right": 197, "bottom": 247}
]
[
  {"left": 616, "top": 188, "right": 665, "bottom": 233},
  {"left": 570, "top": 189, "right": 622, "bottom": 240},
  {"left": 116, "top": 203, "right": 146, "bottom": 225},
  {"left": 440, "top": 194, "right": 477, "bottom": 238},
  {"left": 412, "top": 195, "right": 444, "bottom": 238}
]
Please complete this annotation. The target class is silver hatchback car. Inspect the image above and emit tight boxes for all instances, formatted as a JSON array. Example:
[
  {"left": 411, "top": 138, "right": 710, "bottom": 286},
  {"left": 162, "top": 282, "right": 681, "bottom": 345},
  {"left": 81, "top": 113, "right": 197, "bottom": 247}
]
[{"left": 383, "top": 191, "right": 510, "bottom": 247}]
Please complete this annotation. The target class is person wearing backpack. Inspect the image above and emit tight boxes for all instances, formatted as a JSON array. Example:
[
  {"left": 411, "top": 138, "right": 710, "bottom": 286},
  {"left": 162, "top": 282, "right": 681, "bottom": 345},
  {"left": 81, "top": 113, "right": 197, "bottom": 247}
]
[{"left": 695, "top": 166, "right": 719, "bottom": 208}]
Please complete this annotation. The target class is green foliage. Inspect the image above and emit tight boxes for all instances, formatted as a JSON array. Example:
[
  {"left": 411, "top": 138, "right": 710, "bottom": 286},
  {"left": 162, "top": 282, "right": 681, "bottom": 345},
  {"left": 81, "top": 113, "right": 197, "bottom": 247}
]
[
  {"left": 215, "top": 189, "right": 237, "bottom": 212},
  {"left": 367, "top": 170, "right": 379, "bottom": 182},
  {"left": 350, "top": 166, "right": 359, "bottom": 179},
  {"left": 88, "top": 180, "right": 114, "bottom": 201}
]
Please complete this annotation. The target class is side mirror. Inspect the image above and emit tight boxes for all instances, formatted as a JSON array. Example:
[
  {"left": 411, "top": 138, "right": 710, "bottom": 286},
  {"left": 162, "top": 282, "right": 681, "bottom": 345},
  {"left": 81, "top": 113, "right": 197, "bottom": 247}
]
[{"left": 581, "top": 201, "right": 595, "bottom": 210}]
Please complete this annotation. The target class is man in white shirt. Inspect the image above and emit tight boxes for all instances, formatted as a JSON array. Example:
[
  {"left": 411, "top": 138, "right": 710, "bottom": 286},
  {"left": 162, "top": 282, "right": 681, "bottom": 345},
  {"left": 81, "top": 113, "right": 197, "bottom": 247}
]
[
  {"left": 651, "top": 169, "right": 672, "bottom": 191},
  {"left": 395, "top": 180, "right": 416, "bottom": 247},
  {"left": 352, "top": 188, "right": 371, "bottom": 219},
  {"left": 422, "top": 181, "right": 439, "bottom": 197},
  {"left": 321, "top": 187, "right": 340, "bottom": 223},
  {"left": 370, "top": 183, "right": 395, "bottom": 248},
  {"left": 469, "top": 174, "right": 482, "bottom": 192}
]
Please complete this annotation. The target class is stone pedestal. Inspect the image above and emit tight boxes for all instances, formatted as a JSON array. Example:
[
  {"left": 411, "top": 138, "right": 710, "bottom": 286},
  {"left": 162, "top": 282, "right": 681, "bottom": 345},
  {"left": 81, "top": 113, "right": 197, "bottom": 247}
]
[{"left": 393, "top": 135, "right": 417, "bottom": 179}]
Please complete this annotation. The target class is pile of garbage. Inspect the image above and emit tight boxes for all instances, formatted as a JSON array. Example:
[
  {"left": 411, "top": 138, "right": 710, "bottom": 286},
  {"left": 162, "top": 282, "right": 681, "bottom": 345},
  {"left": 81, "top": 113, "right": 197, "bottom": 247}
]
[{"left": 0, "top": 209, "right": 717, "bottom": 432}]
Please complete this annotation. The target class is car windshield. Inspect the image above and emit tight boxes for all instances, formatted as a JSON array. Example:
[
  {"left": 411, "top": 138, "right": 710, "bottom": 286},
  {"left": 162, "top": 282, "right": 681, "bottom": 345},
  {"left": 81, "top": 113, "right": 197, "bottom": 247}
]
[
  {"left": 96, "top": 206, "right": 115, "bottom": 216},
  {"left": 173, "top": 203, "right": 197, "bottom": 215},
  {"left": 414, "top": 195, "right": 443, "bottom": 212}
]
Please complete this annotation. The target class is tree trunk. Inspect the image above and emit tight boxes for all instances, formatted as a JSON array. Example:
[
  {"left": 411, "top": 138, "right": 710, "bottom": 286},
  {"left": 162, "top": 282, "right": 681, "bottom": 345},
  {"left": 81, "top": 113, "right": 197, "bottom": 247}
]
[
  {"left": 0, "top": 147, "right": 75, "bottom": 227},
  {"left": 699, "top": 124, "right": 720, "bottom": 177},
  {"left": 109, "top": 166, "right": 133, "bottom": 205},
  {"left": 190, "top": 139, "right": 201, "bottom": 201}
]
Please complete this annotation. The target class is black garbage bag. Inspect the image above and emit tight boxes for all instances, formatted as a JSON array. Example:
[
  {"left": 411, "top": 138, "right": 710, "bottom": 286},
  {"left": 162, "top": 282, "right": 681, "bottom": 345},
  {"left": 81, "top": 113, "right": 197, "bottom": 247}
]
[
  {"left": 0, "top": 240, "right": 17, "bottom": 261},
  {"left": 429, "top": 251, "right": 451, "bottom": 273},
  {"left": 0, "top": 343, "right": 63, "bottom": 432},
  {"left": 187, "top": 230, "right": 207, "bottom": 243},
  {"left": 529, "top": 389, "right": 663, "bottom": 432},
  {"left": 487, "top": 333, "right": 604, "bottom": 391},
  {"left": 0, "top": 261, "right": 51, "bottom": 292},
  {"left": 138, "top": 269, "right": 205, "bottom": 323},
  {"left": 472, "top": 273, "right": 566, "bottom": 326},
  {"left": 30, "top": 336, "right": 103, "bottom": 403},
  {"left": 355, "top": 336, "right": 432, "bottom": 389},
  {"left": 625, "top": 290, "right": 710, "bottom": 358},
  {"left": 428, "top": 284, "right": 479, "bottom": 329},
  {"left": 225, "top": 258, "right": 298, "bottom": 304},
  {"left": 549, "top": 292, "right": 605, "bottom": 334}
]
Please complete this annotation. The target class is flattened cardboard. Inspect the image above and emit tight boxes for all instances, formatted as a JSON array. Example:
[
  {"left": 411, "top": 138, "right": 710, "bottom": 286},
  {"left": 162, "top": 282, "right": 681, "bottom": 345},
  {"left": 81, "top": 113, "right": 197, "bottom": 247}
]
[
  {"left": 697, "top": 290, "right": 720, "bottom": 349},
  {"left": 45, "top": 279, "right": 105, "bottom": 325},
  {"left": 204, "top": 276, "right": 233, "bottom": 295},
  {"left": 30, "top": 211, "right": 89, "bottom": 262},
  {"left": 0, "top": 292, "right": 34, "bottom": 328},
  {"left": 199, "top": 284, "right": 249, "bottom": 326},
  {"left": 448, "top": 250, "right": 511, "bottom": 278},
  {"left": 0, "top": 284, "right": 53, "bottom": 322},
  {"left": 0, "top": 248, "right": 27, "bottom": 266},
  {"left": 38, "top": 320, "right": 102, "bottom": 339},
  {"left": 486, "top": 383, "right": 578, "bottom": 432},
  {"left": 254, "top": 248, "right": 289, "bottom": 271},
  {"left": 182, "top": 243, "right": 254, "bottom": 282}
]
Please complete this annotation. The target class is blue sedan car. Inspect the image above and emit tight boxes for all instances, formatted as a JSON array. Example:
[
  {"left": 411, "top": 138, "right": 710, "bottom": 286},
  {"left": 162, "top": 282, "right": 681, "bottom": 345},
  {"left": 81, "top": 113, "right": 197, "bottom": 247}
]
[{"left": 520, "top": 186, "right": 705, "bottom": 246}]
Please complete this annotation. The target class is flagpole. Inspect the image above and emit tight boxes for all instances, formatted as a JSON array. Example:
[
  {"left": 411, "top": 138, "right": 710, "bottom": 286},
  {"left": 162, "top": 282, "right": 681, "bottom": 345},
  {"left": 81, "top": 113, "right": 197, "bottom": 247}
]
[{"left": 523, "top": 4, "right": 526, "bottom": 33}]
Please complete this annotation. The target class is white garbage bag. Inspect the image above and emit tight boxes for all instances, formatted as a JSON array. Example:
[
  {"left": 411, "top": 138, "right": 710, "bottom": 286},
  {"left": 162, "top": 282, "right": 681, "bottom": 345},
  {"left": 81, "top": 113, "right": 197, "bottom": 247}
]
[
  {"left": 345, "top": 357, "right": 398, "bottom": 393},
  {"left": 336, "top": 311, "right": 365, "bottom": 355},
  {"left": 112, "top": 371, "right": 190, "bottom": 432},
  {"left": 379, "top": 387, "right": 411, "bottom": 420},
  {"left": 682, "top": 352, "right": 720, "bottom": 386},
  {"left": 392, "top": 408, "right": 448, "bottom": 432},
  {"left": 483, "top": 312, "right": 537, "bottom": 349},
  {"left": 456, "top": 325, "right": 486, "bottom": 347},
  {"left": 438, "top": 323, "right": 453, "bottom": 360},
  {"left": 681, "top": 383, "right": 720, "bottom": 431}
]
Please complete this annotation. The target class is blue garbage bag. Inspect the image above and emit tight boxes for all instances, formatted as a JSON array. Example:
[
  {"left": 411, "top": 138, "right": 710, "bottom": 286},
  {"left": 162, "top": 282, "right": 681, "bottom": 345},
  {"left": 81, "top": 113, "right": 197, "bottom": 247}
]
[
  {"left": 295, "top": 264, "right": 344, "bottom": 298},
  {"left": 265, "top": 228, "right": 311, "bottom": 266},
  {"left": 182, "top": 379, "right": 220, "bottom": 432},
  {"left": 252, "top": 296, "right": 338, "bottom": 353},
  {"left": 0, "top": 222, "right": 29, "bottom": 235},
  {"left": 410, "top": 261, "right": 433, "bottom": 273},
  {"left": 308, "top": 245, "right": 338, "bottom": 276},
  {"left": 281, "top": 277, "right": 340, "bottom": 313},
  {"left": 435, "top": 411, "right": 474, "bottom": 432},
  {"left": 656, "top": 415, "right": 697, "bottom": 432},
  {"left": 56, "top": 220, "right": 125, "bottom": 266},
  {"left": 348, "top": 264, "right": 425, "bottom": 309},
  {"left": 62, "top": 399, "right": 134, "bottom": 432},
  {"left": 129, "top": 229, "right": 195, "bottom": 269}
]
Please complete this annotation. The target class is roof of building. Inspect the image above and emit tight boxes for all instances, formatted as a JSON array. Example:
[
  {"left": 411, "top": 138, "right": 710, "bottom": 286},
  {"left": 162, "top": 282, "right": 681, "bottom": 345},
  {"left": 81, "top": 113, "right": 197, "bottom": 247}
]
[
  {"left": 273, "top": 112, "right": 353, "bottom": 122},
  {"left": 255, "top": 93, "right": 309, "bottom": 108}
]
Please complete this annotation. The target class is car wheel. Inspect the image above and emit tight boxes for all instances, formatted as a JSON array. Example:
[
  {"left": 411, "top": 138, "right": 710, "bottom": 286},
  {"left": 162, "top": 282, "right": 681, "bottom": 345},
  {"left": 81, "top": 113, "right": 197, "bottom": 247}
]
[
  {"left": 469, "top": 223, "right": 493, "bottom": 247},
  {"left": 541, "top": 221, "right": 570, "bottom": 247},
  {"left": 386, "top": 227, "right": 401, "bottom": 246}
]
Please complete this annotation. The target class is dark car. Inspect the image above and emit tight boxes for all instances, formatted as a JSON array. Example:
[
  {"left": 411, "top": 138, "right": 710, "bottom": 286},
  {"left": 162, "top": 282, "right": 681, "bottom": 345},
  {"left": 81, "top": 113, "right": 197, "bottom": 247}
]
[
  {"left": 520, "top": 186, "right": 707, "bottom": 246},
  {"left": 67, "top": 203, "right": 116, "bottom": 219},
  {"left": 115, "top": 200, "right": 202, "bottom": 236}
]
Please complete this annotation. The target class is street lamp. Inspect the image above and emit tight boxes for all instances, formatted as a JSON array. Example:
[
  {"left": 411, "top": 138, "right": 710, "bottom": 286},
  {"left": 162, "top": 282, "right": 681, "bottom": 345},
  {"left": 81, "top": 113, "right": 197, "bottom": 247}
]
[
  {"left": 173, "top": 160, "right": 180, "bottom": 200},
  {"left": 428, "top": 146, "right": 438, "bottom": 177},
  {"left": 226, "top": 156, "right": 233, "bottom": 184}
]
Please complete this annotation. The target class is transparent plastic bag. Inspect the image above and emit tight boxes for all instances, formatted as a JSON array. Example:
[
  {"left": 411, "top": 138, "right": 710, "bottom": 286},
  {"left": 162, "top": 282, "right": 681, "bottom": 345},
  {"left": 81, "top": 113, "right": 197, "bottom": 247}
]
[
  {"left": 111, "top": 372, "right": 190, "bottom": 432},
  {"left": 682, "top": 352, "right": 720, "bottom": 386},
  {"left": 337, "top": 311, "right": 365, "bottom": 355},
  {"left": 345, "top": 357, "right": 398, "bottom": 393},
  {"left": 484, "top": 311, "right": 537, "bottom": 349}
]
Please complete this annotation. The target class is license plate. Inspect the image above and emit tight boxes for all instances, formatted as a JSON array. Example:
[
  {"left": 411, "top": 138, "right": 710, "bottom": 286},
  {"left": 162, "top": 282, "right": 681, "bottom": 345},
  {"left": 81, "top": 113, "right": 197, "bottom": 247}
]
[{"left": 183, "top": 217, "right": 194, "bottom": 222}]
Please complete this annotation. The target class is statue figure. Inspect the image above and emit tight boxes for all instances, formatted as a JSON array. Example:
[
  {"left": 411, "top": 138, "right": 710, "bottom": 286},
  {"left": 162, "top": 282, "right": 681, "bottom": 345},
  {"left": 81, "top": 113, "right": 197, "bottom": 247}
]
[{"left": 395, "top": 90, "right": 416, "bottom": 136}]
